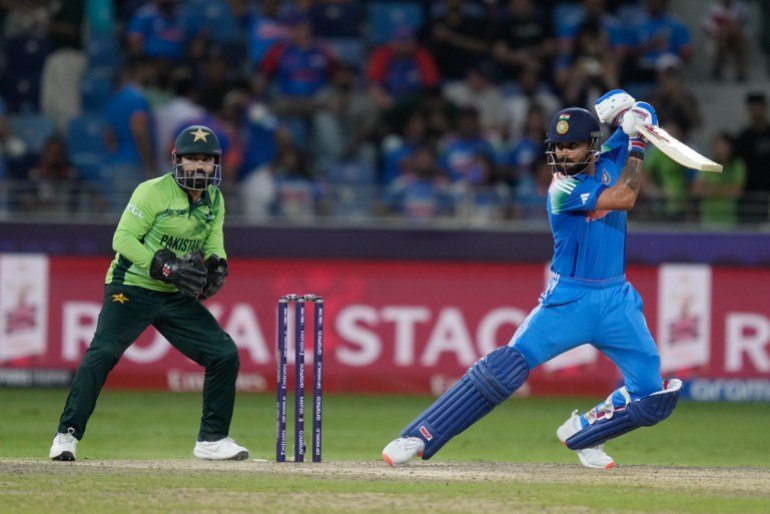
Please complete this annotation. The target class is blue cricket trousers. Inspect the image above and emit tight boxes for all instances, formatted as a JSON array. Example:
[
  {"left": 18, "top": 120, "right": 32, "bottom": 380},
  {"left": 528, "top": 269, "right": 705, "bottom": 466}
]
[{"left": 509, "top": 274, "right": 662, "bottom": 399}]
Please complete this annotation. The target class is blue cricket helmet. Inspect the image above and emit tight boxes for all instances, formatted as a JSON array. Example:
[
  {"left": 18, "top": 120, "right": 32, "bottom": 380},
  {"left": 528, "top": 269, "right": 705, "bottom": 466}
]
[
  {"left": 545, "top": 107, "right": 601, "bottom": 143},
  {"left": 544, "top": 108, "right": 603, "bottom": 176}
]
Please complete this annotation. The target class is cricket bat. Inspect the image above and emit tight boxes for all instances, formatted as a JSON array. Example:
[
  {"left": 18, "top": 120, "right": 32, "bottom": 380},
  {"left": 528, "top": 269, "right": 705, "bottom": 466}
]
[{"left": 637, "top": 124, "right": 723, "bottom": 172}]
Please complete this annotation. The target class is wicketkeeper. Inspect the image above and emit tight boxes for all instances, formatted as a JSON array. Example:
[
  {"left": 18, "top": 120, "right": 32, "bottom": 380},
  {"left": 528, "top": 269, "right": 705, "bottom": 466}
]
[{"left": 49, "top": 125, "right": 248, "bottom": 461}]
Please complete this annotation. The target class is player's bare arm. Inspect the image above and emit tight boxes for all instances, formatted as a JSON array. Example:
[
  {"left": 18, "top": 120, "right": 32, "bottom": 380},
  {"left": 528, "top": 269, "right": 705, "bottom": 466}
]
[{"left": 595, "top": 155, "right": 644, "bottom": 211}]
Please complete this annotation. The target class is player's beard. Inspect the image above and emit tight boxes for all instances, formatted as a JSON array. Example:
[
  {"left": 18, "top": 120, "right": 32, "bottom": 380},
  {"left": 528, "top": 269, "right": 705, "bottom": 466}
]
[
  {"left": 557, "top": 153, "right": 591, "bottom": 176},
  {"left": 184, "top": 169, "right": 210, "bottom": 190}
]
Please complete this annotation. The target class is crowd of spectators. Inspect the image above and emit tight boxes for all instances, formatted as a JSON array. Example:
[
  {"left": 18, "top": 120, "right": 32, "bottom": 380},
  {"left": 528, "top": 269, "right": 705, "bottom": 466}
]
[{"left": 0, "top": 0, "right": 769, "bottom": 225}]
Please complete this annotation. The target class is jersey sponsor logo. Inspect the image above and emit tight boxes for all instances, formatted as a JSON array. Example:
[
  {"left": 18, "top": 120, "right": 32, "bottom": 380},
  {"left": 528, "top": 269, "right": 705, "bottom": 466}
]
[
  {"left": 159, "top": 235, "right": 203, "bottom": 252},
  {"left": 111, "top": 293, "right": 129, "bottom": 304},
  {"left": 602, "top": 170, "right": 611, "bottom": 185},
  {"left": 580, "top": 193, "right": 590, "bottom": 205},
  {"left": 418, "top": 425, "right": 433, "bottom": 441},
  {"left": 159, "top": 208, "right": 189, "bottom": 217},
  {"left": 126, "top": 203, "right": 144, "bottom": 219},
  {"left": 584, "top": 210, "right": 609, "bottom": 222}
]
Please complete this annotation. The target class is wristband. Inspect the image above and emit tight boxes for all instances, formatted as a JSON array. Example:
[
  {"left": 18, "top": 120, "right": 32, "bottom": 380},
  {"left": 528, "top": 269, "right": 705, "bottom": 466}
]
[{"left": 629, "top": 137, "right": 646, "bottom": 159}]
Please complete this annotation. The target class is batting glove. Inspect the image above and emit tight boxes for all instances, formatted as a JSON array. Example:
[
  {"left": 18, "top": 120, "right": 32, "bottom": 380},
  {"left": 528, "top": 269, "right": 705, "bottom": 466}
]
[
  {"left": 595, "top": 89, "right": 635, "bottom": 128},
  {"left": 150, "top": 248, "right": 207, "bottom": 297},
  {"left": 620, "top": 101, "right": 658, "bottom": 138}
]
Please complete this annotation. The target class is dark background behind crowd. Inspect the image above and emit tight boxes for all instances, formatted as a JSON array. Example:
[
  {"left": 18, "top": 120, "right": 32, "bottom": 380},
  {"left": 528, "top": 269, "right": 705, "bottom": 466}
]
[{"left": 0, "top": 0, "right": 769, "bottom": 227}]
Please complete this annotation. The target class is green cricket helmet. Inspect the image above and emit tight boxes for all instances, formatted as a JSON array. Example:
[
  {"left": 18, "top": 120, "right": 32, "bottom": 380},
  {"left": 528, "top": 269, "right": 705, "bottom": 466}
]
[{"left": 171, "top": 125, "right": 222, "bottom": 190}]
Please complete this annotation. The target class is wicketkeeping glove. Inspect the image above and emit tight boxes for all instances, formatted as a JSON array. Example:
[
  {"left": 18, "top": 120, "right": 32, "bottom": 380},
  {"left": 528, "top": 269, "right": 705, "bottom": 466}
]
[
  {"left": 595, "top": 89, "right": 635, "bottom": 128},
  {"left": 149, "top": 248, "right": 207, "bottom": 297},
  {"left": 199, "top": 254, "right": 228, "bottom": 300}
]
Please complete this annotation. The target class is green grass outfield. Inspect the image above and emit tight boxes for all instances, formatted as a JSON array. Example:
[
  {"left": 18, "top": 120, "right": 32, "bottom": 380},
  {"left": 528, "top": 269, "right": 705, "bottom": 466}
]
[{"left": 1, "top": 389, "right": 769, "bottom": 513}]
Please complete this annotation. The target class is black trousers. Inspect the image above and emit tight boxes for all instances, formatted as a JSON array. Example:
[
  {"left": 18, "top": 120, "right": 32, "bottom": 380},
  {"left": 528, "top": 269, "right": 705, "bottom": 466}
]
[{"left": 57, "top": 284, "right": 239, "bottom": 442}]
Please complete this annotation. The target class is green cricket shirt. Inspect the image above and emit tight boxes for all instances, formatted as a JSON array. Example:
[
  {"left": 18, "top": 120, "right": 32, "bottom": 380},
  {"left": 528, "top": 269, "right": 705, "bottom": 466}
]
[{"left": 105, "top": 173, "right": 227, "bottom": 292}]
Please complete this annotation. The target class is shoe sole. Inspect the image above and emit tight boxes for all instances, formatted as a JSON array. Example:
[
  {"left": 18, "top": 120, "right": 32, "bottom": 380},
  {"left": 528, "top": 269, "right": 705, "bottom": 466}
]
[
  {"left": 382, "top": 452, "right": 396, "bottom": 467},
  {"left": 577, "top": 453, "right": 616, "bottom": 469},
  {"left": 194, "top": 450, "right": 249, "bottom": 461},
  {"left": 51, "top": 452, "right": 75, "bottom": 461}
]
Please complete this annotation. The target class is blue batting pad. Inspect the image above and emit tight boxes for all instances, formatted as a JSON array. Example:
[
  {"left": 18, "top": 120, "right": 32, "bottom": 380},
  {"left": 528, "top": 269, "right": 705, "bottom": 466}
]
[
  {"left": 402, "top": 346, "right": 529, "bottom": 459},
  {"left": 566, "top": 382, "right": 680, "bottom": 450}
]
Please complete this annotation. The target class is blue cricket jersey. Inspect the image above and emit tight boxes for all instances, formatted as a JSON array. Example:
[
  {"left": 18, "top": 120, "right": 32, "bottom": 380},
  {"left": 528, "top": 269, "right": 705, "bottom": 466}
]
[{"left": 546, "top": 130, "right": 631, "bottom": 280}]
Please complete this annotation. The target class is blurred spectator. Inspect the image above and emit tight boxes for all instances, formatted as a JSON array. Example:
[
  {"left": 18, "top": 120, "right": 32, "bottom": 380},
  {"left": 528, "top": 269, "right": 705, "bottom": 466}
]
[
  {"left": 492, "top": 0, "right": 556, "bottom": 82},
  {"left": 692, "top": 132, "right": 746, "bottom": 226},
  {"left": 702, "top": 0, "right": 750, "bottom": 82},
  {"left": 188, "top": 0, "right": 252, "bottom": 68},
  {"left": 1, "top": 0, "right": 51, "bottom": 113},
  {"left": 0, "top": 97, "right": 13, "bottom": 178},
  {"left": 512, "top": 157, "right": 551, "bottom": 219},
  {"left": 421, "top": 94, "right": 457, "bottom": 150},
  {"left": 215, "top": 88, "right": 248, "bottom": 185},
  {"left": 735, "top": 92, "right": 770, "bottom": 222},
  {"left": 40, "top": 0, "right": 85, "bottom": 133},
  {"left": 312, "top": 63, "right": 378, "bottom": 174},
  {"left": 367, "top": 24, "right": 440, "bottom": 112},
  {"left": 308, "top": 0, "right": 363, "bottom": 64},
  {"left": 558, "top": 19, "right": 620, "bottom": 109},
  {"left": 423, "top": 0, "right": 491, "bottom": 82},
  {"left": 1, "top": 0, "right": 49, "bottom": 39},
  {"left": 502, "top": 104, "right": 547, "bottom": 190},
  {"left": 246, "top": 0, "right": 289, "bottom": 68},
  {"left": 20, "top": 134, "right": 81, "bottom": 213},
  {"left": 442, "top": 61, "right": 507, "bottom": 138},
  {"left": 258, "top": 12, "right": 337, "bottom": 114},
  {"left": 126, "top": 0, "right": 201, "bottom": 64},
  {"left": 455, "top": 152, "right": 508, "bottom": 225},
  {"left": 239, "top": 123, "right": 291, "bottom": 220},
  {"left": 641, "top": 123, "right": 696, "bottom": 220},
  {"left": 554, "top": 0, "right": 635, "bottom": 86},
  {"left": 759, "top": 0, "right": 770, "bottom": 74},
  {"left": 255, "top": 11, "right": 338, "bottom": 151},
  {"left": 503, "top": 64, "right": 561, "bottom": 143},
  {"left": 635, "top": 0, "right": 693, "bottom": 86},
  {"left": 240, "top": 100, "right": 281, "bottom": 181},
  {"left": 272, "top": 147, "right": 318, "bottom": 222},
  {"left": 380, "top": 112, "right": 427, "bottom": 186},
  {"left": 438, "top": 107, "right": 497, "bottom": 185},
  {"left": 103, "top": 56, "right": 157, "bottom": 205},
  {"left": 648, "top": 55, "right": 702, "bottom": 142},
  {"left": 385, "top": 144, "right": 452, "bottom": 220},
  {"left": 154, "top": 67, "right": 205, "bottom": 171},
  {"left": 197, "top": 43, "right": 247, "bottom": 112}
]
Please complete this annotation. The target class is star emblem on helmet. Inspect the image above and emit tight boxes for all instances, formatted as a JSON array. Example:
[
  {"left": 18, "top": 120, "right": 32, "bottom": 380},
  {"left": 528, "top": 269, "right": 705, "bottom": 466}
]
[{"left": 191, "top": 128, "right": 209, "bottom": 142}]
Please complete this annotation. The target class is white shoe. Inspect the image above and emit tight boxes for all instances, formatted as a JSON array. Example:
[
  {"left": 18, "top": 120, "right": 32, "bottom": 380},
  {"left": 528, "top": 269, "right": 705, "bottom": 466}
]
[
  {"left": 576, "top": 445, "right": 616, "bottom": 469},
  {"left": 49, "top": 429, "right": 78, "bottom": 461},
  {"left": 557, "top": 409, "right": 616, "bottom": 469},
  {"left": 193, "top": 437, "right": 249, "bottom": 460},
  {"left": 382, "top": 436, "right": 425, "bottom": 467}
]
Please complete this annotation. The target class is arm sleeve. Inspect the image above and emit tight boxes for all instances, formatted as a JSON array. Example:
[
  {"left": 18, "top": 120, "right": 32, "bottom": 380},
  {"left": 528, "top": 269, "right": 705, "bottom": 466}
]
[
  {"left": 599, "top": 128, "right": 631, "bottom": 183},
  {"left": 549, "top": 176, "right": 607, "bottom": 214},
  {"left": 204, "top": 191, "right": 227, "bottom": 259},
  {"left": 112, "top": 183, "right": 159, "bottom": 269}
]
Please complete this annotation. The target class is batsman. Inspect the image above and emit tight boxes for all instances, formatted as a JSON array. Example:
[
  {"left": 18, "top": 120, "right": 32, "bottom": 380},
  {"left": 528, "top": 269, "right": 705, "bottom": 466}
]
[
  {"left": 383, "top": 91, "right": 682, "bottom": 469},
  {"left": 49, "top": 125, "right": 248, "bottom": 461}
]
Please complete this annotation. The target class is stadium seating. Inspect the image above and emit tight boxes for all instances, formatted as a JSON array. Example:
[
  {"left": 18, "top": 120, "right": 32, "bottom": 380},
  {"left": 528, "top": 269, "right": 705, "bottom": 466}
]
[
  {"left": 66, "top": 114, "right": 109, "bottom": 182},
  {"left": 8, "top": 113, "right": 55, "bottom": 154}
]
